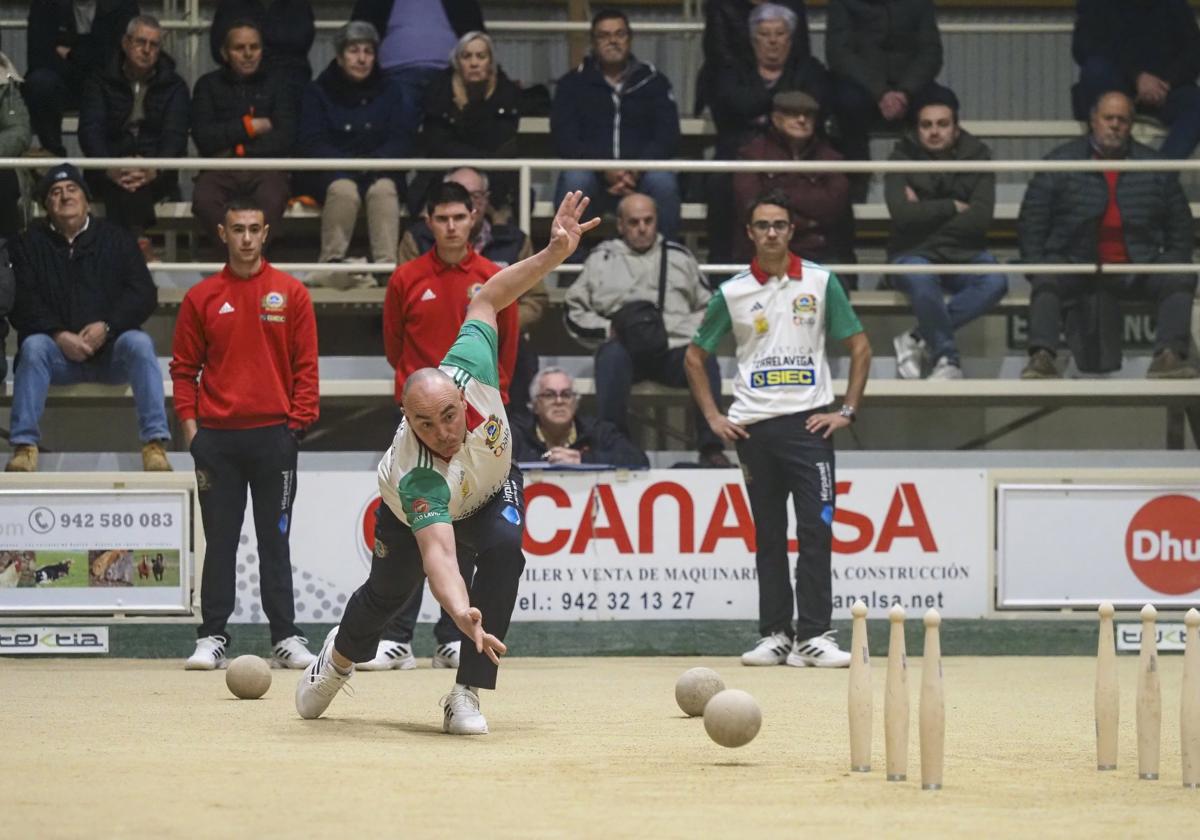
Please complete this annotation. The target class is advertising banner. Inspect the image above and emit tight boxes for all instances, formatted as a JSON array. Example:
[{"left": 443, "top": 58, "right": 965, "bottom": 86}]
[
  {"left": 0, "top": 626, "right": 110, "bottom": 654},
  {"left": 997, "top": 484, "right": 1200, "bottom": 608},
  {"left": 0, "top": 490, "right": 190, "bottom": 614},
  {"left": 231, "top": 468, "right": 990, "bottom": 624}
]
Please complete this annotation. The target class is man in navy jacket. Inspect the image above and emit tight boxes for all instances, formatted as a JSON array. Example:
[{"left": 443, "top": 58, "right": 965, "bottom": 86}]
[
  {"left": 1071, "top": 0, "right": 1200, "bottom": 159},
  {"left": 551, "top": 9, "right": 682, "bottom": 241}
]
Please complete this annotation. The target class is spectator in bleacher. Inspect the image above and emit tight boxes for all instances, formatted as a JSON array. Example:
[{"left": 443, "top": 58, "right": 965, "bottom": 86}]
[
  {"left": 209, "top": 0, "right": 315, "bottom": 110},
  {"left": 0, "top": 53, "right": 32, "bottom": 241},
  {"left": 511, "top": 366, "right": 649, "bottom": 467},
  {"left": 367, "top": 178, "right": 519, "bottom": 672},
  {"left": 411, "top": 30, "right": 522, "bottom": 215},
  {"left": 350, "top": 0, "right": 484, "bottom": 138},
  {"left": 825, "top": 0, "right": 943, "bottom": 183},
  {"left": 564, "top": 192, "right": 729, "bottom": 467},
  {"left": 1018, "top": 91, "right": 1198, "bottom": 379},
  {"left": 696, "top": 0, "right": 811, "bottom": 116},
  {"left": 78, "top": 15, "right": 189, "bottom": 261},
  {"left": 732, "top": 90, "right": 852, "bottom": 268},
  {"left": 884, "top": 86, "right": 1007, "bottom": 381},
  {"left": 296, "top": 21, "right": 413, "bottom": 289},
  {"left": 23, "top": 0, "right": 138, "bottom": 156},
  {"left": 685, "top": 190, "right": 869, "bottom": 669},
  {"left": 707, "top": 3, "right": 830, "bottom": 263},
  {"left": 170, "top": 196, "right": 318, "bottom": 672},
  {"left": 191, "top": 21, "right": 295, "bottom": 256},
  {"left": 551, "top": 9, "right": 682, "bottom": 242},
  {"left": 399, "top": 167, "right": 544, "bottom": 413},
  {"left": 1071, "top": 0, "right": 1200, "bottom": 160},
  {"left": 5, "top": 163, "right": 170, "bottom": 473}
]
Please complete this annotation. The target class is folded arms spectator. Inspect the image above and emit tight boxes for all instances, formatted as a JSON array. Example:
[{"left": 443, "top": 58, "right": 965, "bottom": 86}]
[
  {"left": 209, "top": 0, "right": 315, "bottom": 108},
  {"left": 696, "top": 0, "right": 811, "bottom": 115},
  {"left": 1017, "top": 91, "right": 1197, "bottom": 380}
]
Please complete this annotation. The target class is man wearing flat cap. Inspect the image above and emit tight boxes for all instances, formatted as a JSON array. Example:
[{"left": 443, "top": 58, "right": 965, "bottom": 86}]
[
  {"left": 5, "top": 163, "right": 169, "bottom": 472},
  {"left": 732, "top": 89, "right": 854, "bottom": 267}
]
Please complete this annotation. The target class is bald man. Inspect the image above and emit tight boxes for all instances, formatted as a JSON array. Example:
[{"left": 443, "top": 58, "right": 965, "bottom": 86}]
[{"left": 295, "top": 192, "right": 600, "bottom": 734}]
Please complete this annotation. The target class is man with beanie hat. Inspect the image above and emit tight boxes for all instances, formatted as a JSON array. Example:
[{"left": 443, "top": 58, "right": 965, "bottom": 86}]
[
  {"left": 6, "top": 163, "right": 170, "bottom": 472},
  {"left": 884, "top": 84, "right": 1007, "bottom": 380}
]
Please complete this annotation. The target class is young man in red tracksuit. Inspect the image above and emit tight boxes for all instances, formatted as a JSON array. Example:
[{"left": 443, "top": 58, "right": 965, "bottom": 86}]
[
  {"left": 364, "top": 180, "right": 519, "bottom": 672},
  {"left": 171, "top": 197, "right": 320, "bottom": 671}
]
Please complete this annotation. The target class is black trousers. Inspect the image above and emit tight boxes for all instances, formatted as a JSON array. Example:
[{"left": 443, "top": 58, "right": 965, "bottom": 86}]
[
  {"left": 192, "top": 424, "right": 302, "bottom": 644},
  {"left": 378, "top": 556, "right": 472, "bottom": 645},
  {"left": 735, "top": 410, "right": 836, "bottom": 640},
  {"left": 336, "top": 467, "right": 527, "bottom": 690},
  {"left": 1028, "top": 273, "right": 1198, "bottom": 372}
]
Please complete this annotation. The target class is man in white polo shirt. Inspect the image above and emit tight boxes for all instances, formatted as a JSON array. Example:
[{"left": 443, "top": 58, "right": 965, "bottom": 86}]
[{"left": 684, "top": 190, "right": 871, "bottom": 668}]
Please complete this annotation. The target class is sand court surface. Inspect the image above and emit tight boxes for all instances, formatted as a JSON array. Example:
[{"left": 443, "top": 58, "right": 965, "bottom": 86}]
[{"left": 3, "top": 655, "right": 1196, "bottom": 838}]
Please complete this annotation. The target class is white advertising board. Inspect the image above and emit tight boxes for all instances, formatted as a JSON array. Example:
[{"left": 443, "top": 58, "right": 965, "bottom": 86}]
[
  {"left": 0, "top": 490, "right": 191, "bottom": 614},
  {"left": 997, "top": 484, "right": 1200, "bottom": 608},
  {"left": 228, "top": 468, "right": 990, "bottom": 624},
  {"left": 0, "top": 626, "right": 110, "bottom": 654}
]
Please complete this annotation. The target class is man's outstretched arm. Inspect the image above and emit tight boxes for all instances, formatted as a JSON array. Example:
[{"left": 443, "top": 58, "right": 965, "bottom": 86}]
[
  {"left": 414, "top": 523, "right": 507, "bottom": 664},
  {"left": 466, "top": 191, "right": 600, "bottom": 331}
]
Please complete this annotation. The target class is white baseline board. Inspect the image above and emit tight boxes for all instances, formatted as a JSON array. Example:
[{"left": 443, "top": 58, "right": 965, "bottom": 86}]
[{"left": 227, "top": 468, "right": 989, "bottom": 623}]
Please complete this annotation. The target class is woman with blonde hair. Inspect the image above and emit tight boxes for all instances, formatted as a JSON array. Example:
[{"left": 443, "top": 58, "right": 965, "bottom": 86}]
[{"left": 413, "top": 30, "right": 522, "bottom": 212}]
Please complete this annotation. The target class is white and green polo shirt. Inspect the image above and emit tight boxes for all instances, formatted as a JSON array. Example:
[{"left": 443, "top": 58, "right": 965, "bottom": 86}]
[
  {"left": 692, "top": 254, "right": 863, "bottom": 426},
  {"left": 377, "top": 320, "right": 514, "bottom": 531}
]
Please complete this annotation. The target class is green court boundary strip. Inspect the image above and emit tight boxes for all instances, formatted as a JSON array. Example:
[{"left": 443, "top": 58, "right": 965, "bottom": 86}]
[{"left": 0, "top": 620, "right": 1125, "bottom": 659}]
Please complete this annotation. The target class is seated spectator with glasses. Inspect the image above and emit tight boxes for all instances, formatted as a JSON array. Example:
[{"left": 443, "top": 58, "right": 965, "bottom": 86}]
[{"left": 512, "top": 366, "right": 649, "bottom": 467}]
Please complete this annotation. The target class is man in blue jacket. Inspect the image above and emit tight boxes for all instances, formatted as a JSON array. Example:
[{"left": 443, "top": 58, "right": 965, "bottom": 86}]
[
  {"left": 1071, "top": 0, "right": 1200, "bottom": 159},
  {"left": 551, "top": 9, "right": 682, "bottom": 242}
]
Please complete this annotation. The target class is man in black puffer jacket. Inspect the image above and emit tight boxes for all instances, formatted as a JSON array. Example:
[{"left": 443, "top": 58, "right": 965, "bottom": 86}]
[
  {"left": 79, "top": 15, "right": 189, "bottom": 246},
  {"left": 191, "top": 20, "right": 295, "bottom": 252},
  {"left": 1018, "top": 91, "right": 1197, "bottom": 379},
  {"left": 6, "top": 164, "right": 169, "bottom": 473}
]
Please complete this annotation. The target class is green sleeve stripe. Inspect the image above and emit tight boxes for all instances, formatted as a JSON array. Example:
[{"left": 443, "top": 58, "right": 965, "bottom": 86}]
[
  {"left": 825, "top": 273, "right": 864, "bottom": 341},
  {"left": 692, "top": 289, "right": 732, "bottom": 353},
  {"left": 441, "top": 320, "right": 500, "bottom": 389},
  {"left": 398, "top": 467, "right": 452, "bottom": 530}
]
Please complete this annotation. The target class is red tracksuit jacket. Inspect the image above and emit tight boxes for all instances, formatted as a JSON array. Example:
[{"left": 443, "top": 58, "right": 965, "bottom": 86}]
[
  {"left": 170, "top": 261, "right": 319, "bottom": 430},
  {"left": 383, "top": 246, "right": 518, "bottom": 404}
]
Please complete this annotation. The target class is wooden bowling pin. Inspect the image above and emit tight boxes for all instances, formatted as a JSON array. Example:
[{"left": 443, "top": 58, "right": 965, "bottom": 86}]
[
  {"left": 1136, "top": 604, "right": 1161, "bottom": 781},
  {"left": 1182, "top": 608, "right": 1200, "bottom": 789},
  {"left": 1095, "top": 602, "right": 1119, "bottom": 771},
  {"left": 885, "top": 605, "right": 909, "bottom": 782},
  {"left": 920, "top": 608, "right": 944, "bottom": 790},
  {"left": 848, "top": 600, "right": 872, "bottom": 772}
]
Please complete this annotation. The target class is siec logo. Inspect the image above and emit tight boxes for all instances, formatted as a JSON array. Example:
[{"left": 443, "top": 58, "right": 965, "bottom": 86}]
[
  {"left": 1124, "top": 494, "right": 1200, "bottom": 595},
  {"left": 750, "top": 368, "right": 814, "bottom": 388}
]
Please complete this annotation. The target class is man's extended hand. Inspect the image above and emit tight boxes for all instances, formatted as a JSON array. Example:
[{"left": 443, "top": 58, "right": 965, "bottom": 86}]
[
  {"left": 1135, "top": 72, "right": 1169, "bottom": 107},
  {"left": 707, "top": 412, "right": 749, "bottom": 443},
  {"left": 452, "top": 606, "right": 508, "bottom": 665},
  {"left": 805, "top": 411, "right": 851, "bottom": 439},
  {"left": 547, "top": 190, "right": 600, "bottom": 260}
]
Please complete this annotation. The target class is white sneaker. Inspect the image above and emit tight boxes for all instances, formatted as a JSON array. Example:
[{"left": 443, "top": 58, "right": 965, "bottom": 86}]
[
  {"left": 787, "top": 631, "right": 852, "bottom": 668},
  {"left": 893, "top": 330, "right": 927, "bottom": 380},
  {"left": 432, "top": 641, "right": 461, "bottom": 669},
  {"left": 928, "top": 357, "right": 963, "bottom": 380},
  {"left": 295, "top": 627, "right": 354, "bottom": 719},
  {"left": 270, "top": 635, "right": 316, "bottom": 669},
  {"left": 441, "top": 685, "right": 488, "bottom": 735},
  {"left": 185, "top": 635, "right": 228, "bottom": 670},
  {"left": 356, "top": 640, "right": 416, "bottom": 671},
  {"left": 740, "top": 631, "right": 792, "bottom": 666}
]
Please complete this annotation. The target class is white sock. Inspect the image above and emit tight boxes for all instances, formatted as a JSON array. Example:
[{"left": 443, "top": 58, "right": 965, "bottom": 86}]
[{"left": 455, "top": 683, "right": 475, "bottom": 695}]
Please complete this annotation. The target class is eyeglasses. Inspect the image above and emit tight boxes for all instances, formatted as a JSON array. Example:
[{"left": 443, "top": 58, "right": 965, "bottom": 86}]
[
  {"left": 536, "top": 389, "right": 577, "bottom": 402},
  {"left": 468, "top": 190, "right": 489, "bottom": 201},
  {"left": 750, "top": 220, "right": 792, "bottom": 233},
  {"left": 129, "top": 37, "right": 161, "bottom": 50}
]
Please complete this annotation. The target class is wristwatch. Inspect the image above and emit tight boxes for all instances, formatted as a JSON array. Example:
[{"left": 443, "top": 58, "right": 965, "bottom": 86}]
[{"left": 838, "top": 404, "right": 857, "bottom": 423}]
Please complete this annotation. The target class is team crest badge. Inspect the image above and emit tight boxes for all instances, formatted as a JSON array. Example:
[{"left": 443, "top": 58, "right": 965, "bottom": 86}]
[
  {"left": 261, "top": 291, "right": 286, "bottom": 312},
  {"left": 412, "top": 498, "right": 430, "bottom": 514},
  {"left": 792, "top": 293, "right": 817, "bottom": 325}
]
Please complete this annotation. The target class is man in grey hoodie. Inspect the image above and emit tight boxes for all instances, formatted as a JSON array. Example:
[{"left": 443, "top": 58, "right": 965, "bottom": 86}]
[
  {"left": 564, "top": 193, "right": 729, "bottom": 466},
  {"left": 884, "top": 86, "right": 1006, "bottom": 380}
]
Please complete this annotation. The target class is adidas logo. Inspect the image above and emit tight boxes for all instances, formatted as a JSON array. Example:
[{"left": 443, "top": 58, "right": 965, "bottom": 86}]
[
  {"left": 420, "top": 289, "right": 437, "bottom": 301},
  {"left": 218, "top": 302, "right": 235, "bottom": 314},
  {"left": 750, "top": 302, "right": 764, "bottom": 312}
]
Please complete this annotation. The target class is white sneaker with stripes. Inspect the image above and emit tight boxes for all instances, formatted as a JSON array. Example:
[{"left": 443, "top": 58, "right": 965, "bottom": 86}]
[
  {"left": 185, "top": 635, "right": 228, "bottom": 670},
  {"left": 787, "top": 631, "right": 852, "bottom": 668},
  {"left": 432, "top": 641, "right": 461, "bottom": 669},
  {"left": 270, "top": 635, "right": 316, "bottom": 669},
  {"left": 356, "top": 640, "right": 417, "bottom": 671},
  {"left": 295, "top": 627, "right": 354, "bottom": 719},
  {"left": 441, "top": 685, "right": 488, "bottom": 735},
  {"left": 740, "top": 631, "right": 792, "bottom": 666}
]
